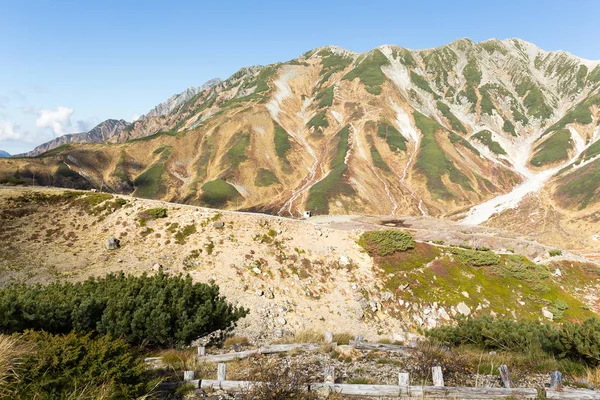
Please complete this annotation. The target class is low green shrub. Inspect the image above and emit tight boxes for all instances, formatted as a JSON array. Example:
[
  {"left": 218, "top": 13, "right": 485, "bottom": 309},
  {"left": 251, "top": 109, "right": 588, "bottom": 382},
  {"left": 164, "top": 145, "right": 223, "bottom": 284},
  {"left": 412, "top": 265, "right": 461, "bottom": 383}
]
[
  {"left": 549, "top": 249, "right": 563, "bottom": 257},
  {"left": 145, "top": 207, "right": 168, "bottom": 219},
  {"left": 0, "top": 271, "right": 248, "bottom": 347},
  {"left": 11, "top": 331, "right": 149, "bottom": 399},
  {"left": 427, "top": 316, "right": 600, "bottom": 366},
  {"left": 451, "top": 248, "right": 500, "bottom": 266},
  {"left": 358, "top": 230, "right": 415, "bottom": 256}
]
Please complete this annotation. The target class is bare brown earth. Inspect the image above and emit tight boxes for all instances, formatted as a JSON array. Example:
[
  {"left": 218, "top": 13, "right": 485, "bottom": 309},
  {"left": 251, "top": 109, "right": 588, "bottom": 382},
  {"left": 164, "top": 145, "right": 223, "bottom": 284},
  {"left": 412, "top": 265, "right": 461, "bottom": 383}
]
[{"left": 1, "top": 187, "right": 599, "bottom": 345}]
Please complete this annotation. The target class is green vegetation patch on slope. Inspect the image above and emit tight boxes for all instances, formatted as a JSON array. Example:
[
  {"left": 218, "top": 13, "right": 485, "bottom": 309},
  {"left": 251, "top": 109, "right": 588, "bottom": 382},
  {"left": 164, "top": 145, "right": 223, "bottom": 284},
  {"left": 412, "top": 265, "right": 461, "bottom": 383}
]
[
  {"left": 448, "top": 132, "right": 480, "bottom": 156},
  {"left": 342, "top": 49, "right": 389, "bottom": 95},
  {"left": 306, "top": 125, "right": 354, "bottom": 214},
  {"left": 410, "top": 71, "right": 438, "bottom": 98},
  {"left": 451, "top": 247, "right": 500, "bottom": 267},
  {"left": 274, "top": 123, "right": 292, "bottom": 160},
  {"left": 225, "top": 132, "right": 251, "bottom": 168},
  {"left": 254, "top": 168, "right": 280, "bottom": 187},
  {"left": 307, "top": 111, "right": 329, "bottom": 131},
  {"left": 133, "top": 146, "right": 172, "bottom": 199},
  {"left": 201, "top": 178, "right": 242, "bottom": 208},
  {"left": 503, "top": 119, "right": 517, "bottom": 136},
  {"left": 369, "top": 240, "right": 593, "bottom": 322},
  {"left": 413, "top": 111, "right": 473, "bottom": 199},
  {"left": 436, "top": 101, "right": 467, "bottom": 133},
  {"left": 358, "top": 230, "right": 415, "bottom": 256},
  {"left": 316, "top": 86, "right": 334, "bottom": 108},
  {"left": 462, "top": 58, "right": 481, "bottom": 110},
  {"left": 472, "top": 130, "right": 507, "bottom": 155},
  {"left": 545, "top": 94, "right": 600, "bottom": 135},
  {"left": 555, "top": 158, "right": 600, "bottom": 210},
  {"left": 377, "top": 121, "right": 407, "bottom": 152},
  {"left": 516, "top": 80, "right": 553, "bottom": 120},
  {"left": 530, "top": 129, "right": 572, "bottom": 167},
  {"left": 318, "top": 48, "right": 353, "bottom": 85},
  {"left": 366, "top": 135, "right": 390, "bottom": 171}
]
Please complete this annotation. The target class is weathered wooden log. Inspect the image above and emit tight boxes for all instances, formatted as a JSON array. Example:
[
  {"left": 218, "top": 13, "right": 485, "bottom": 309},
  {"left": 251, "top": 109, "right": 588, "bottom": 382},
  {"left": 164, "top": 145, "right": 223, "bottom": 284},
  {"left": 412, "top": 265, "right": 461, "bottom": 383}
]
[
  {"left": 198, "top": 349, "right": 260, "bottom": 362},
  {"left": 398, "top": 372, "right": 410, "bottom": 386},
  {"left": 200, "top": 380, "right": 257, "bottom": 392},
  {"left": 348, "top": 340, "right": 412, "bottom": 353},
  {"left": 325, "top": 332, "right": 334, "bottom": 343},
  {"left": 197, "top": 346, "right": 206, "bottom": 357},
  {"left": 498, "top": 364, "right": 513, "bottom": 388},
  {"left": 183, "top": 370, "right": 195, "bottom": 381},
  {"left": 308, "top": 384, "right": 538, "bottom": 398},
  {"left": 324, "top": 365, "right": 335, "bottom": 384},
  {"left": 432, "top": 366, "right": 444, "bottom": 387},
  {"left": 259, "top": 343, "right": 322, "bottom": 354},
  {"left": 551, "top": 371, "right": 563, "bottom": 390},
  {"left": 546, "top": 388, "right": 600, "bottom": 399},
  {"left": 217, "top": 363, "right": 227, "bottom": 381}
]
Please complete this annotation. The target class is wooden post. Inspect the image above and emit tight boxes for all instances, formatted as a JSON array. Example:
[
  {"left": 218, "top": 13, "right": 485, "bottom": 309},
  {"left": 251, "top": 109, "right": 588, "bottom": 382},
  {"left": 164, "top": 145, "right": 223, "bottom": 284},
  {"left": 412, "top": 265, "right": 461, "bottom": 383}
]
[
  {"left": 325, "top": 332, "right": 334, "bottom": 343},
  {"left": 498, "top": 364, "right": 513, "bottom": 388},
  {"left": 324, "top": 365, "right": 335, "bottom": 384},
  {"left": 432, "top": 366, "right": 444, "bottom": 387},
  {"left": 398, "top": 372, "right": 410, "bottom": 386},
  {"left": 198, "top": 346, "right": 206, "bottom": 357},
  {"left": 550, "top": 371, "right": 563, "bottom": 391},
  {"left": 355, "top": 334, "right": 364, "bottom": 343},
  {"left": 184, "top": 370, "right": 195, "bottom": 381},
  {"left": 217, "top": 363, "right": 227, "bottom": 381}
]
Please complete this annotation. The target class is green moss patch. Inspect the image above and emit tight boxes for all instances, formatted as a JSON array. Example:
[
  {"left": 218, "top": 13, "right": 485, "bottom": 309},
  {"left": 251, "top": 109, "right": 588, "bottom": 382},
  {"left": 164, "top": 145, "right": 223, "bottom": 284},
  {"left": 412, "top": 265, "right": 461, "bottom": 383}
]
[
  {"left": 307, "top": 111, "right": 329, "bottom": 131},
  {"left": 254, "top": 168, "right": 280, "bottom": 187},
  {"left": 367, "top": 135, "right": 390, "bottom": 171},
  {"left": 530, "top": 130, "right": 572, "bottom": 167},
  {"left": 225, "top": 132, "right": 250, "bottom": 168},
  {"left": 133, "top": 147, "right": 172, "bottom": 199},
  {"left": 436, "top": 101, "right": 466, "bottom": 133},
  {"left": 410, "top": 72, "right": 438, "bottom": 98},
  {"left": 377, "top": 121, "right": 407, "bottom": 152},
  {"left": 274, "top": 123, "right": 291, "bottom": 160},
  {"left": 200, "top": 178, "right": 242, "bottom": 208},
  {"left": 316, "top": 86, "right": 334, "bottom": 108},
  {"left": 555, "top": 159, "right": 600, "bottom": 209},
  {"left": 472, "top": 130, "right": 506, "bottom": 155}
]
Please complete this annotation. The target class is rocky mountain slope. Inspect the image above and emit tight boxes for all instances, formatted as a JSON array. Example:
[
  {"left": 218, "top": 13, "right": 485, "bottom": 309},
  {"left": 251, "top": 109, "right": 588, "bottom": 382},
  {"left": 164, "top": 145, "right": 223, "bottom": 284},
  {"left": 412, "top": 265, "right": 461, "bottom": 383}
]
[
  {"left": 1, "top": 38, "right": 599, "bottom": 250},
  {"left": 20, "top": 119, "right": 130, "bottom": 157},
  {"left": 0, "top": 150, "right": 9, "bottom": 158}
]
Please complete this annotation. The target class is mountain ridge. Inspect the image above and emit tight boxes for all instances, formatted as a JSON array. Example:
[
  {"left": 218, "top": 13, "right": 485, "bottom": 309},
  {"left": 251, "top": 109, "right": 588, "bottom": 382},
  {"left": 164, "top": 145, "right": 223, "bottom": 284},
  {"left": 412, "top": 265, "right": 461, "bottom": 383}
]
[{"left": 1, "top": 37, "right": 599, "bottom": 253}]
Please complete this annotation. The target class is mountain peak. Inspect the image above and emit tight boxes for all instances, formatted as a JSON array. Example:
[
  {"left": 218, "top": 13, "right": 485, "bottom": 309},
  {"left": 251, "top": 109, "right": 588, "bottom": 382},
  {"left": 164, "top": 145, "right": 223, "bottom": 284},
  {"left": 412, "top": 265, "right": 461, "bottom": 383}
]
[{"left": 0, "top": 150, "right": 10, "bottom": 158}]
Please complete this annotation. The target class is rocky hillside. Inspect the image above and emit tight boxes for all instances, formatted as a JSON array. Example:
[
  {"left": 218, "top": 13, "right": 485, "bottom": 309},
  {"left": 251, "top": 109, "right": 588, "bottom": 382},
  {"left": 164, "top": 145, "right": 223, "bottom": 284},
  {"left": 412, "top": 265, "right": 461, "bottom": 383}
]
[
  {"left": 1, "top": 38, "right": 599, "bottom": 239},
  {"left": 1, "top": 187, "right": 599, "bottom": 342}
]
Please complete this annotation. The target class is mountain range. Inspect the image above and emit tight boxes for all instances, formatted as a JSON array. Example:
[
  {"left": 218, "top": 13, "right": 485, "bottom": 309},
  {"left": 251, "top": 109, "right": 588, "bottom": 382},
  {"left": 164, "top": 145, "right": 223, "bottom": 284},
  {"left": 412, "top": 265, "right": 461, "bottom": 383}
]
[
  {"left": 1, "top": 37, "right": 599, "bottom": 249},
  {"left": 0, "top": 150, "right": 9, "bottom": 158}
]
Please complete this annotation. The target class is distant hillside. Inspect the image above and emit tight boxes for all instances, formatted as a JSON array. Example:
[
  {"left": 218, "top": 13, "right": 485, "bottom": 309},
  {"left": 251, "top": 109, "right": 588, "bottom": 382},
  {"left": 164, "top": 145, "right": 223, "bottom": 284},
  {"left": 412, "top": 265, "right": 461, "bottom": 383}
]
[{"left": 0, "top": 150, "right": 9, "bottom": 158}]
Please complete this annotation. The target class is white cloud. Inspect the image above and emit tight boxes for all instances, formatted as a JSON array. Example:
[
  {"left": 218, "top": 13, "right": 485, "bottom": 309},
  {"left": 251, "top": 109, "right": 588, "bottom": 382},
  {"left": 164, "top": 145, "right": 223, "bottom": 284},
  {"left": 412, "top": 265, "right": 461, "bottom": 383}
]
[
  {"left": 0, "top": 120, "right": 33, "bottom": 142},
  {"left": 35, "top": 106, "right": 74, "bottom": 136}
]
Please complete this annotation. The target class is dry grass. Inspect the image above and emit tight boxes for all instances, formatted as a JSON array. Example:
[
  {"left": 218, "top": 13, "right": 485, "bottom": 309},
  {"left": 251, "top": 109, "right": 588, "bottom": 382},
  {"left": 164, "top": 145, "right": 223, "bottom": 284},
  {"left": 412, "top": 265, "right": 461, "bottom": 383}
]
[
  {"left": 585, "top": 366, "right": 600, "bottom": 386},
  {"left": 332, "top": 332, "right": 353, "bottom": 345},
  {"left": 159, "top": 349, "right": 216, "bottom": 379},
  {"left": 0, "top": 334, "right": 31, "bottom": 398},
  {"left": 223, "top": 335, "right": 251, "bottom": 348},
  {"left": 275, "top": 330, "right": 325, "bottom": 344}
]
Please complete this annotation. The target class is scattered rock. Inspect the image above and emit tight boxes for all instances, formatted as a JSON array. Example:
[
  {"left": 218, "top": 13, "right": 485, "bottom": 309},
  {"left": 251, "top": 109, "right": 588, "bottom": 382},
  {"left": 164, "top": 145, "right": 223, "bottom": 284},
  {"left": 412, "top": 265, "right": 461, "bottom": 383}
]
[
  {"left": 542, "top": 307, "right": 554, "bottom": 320},
  {"left": 255, "top": 289, "right": 264, "bottom": 297},
  {"left": 554, "top": 268, "right": 562, "bottom": 277},
  {"left": 461, "top": 291, "right": 470, "bottom": 298},
  {"left": 105, "top": 236, "right": 120, "bottom": 250},
  {"left": 339, "top": 254, "right": 350, "bottom": 266},
  {"left": 457, "top": 302, "right": 471, "bottom": 316},
  {"left": 277, "top": 317, "right": 287, "bottom": 326},
  {"left": 152, "top": 263, "right": 162, "bottom": 271},
  {"left": 213, "top": 221, "right": 225, "bottom": 228},
  {"left": 252, "top": 267, "right": 261, "bottom": 274},
  {"left": 335, "top": 345, "right": 361, "bottom": 359}
]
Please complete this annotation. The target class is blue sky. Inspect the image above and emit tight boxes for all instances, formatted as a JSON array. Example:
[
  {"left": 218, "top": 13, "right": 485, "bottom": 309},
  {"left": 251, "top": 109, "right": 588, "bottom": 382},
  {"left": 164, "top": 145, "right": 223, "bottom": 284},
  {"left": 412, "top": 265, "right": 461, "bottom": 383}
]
[{"left": 1, "top": 0, "right": 599, "bottom": 154}]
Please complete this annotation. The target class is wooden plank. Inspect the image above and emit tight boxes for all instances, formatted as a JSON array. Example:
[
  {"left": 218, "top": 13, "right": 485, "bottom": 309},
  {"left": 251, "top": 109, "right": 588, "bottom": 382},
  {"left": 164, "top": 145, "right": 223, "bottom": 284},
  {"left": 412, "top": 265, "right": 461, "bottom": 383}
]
[
  {"left": 217, "top": 363, "right": 227, "bottom": 381},
  {"left": 200, "top": 380, "right": 257, "bottom": 392},
  {"left": 259, "top": 343, "right": 322, "bottom": 354},
  {"left": 348, "top": 340, "right": 413, "bottom": 353},
  {"left": 309, "top": 384, "right": 538, "bottom": 398},
  {"left": 498, "top": 364, "right": 513, "bottom": 388},
  {"left": 432, "top": 366, "right": 444, "bottom": 387},
  {"left": 198, "top": 349, "right": 259, "bottom": 362},
  {"left": 546, "top": 388, "right": 600, "bottom": 399},
  {"left": 398, "top": 372, "right": 410, "bottom": 386}
]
